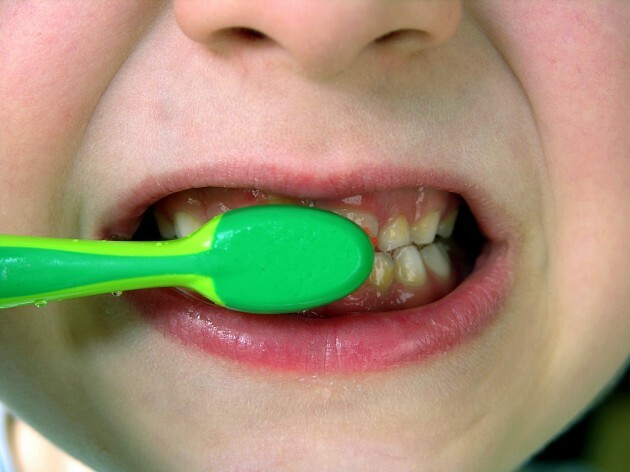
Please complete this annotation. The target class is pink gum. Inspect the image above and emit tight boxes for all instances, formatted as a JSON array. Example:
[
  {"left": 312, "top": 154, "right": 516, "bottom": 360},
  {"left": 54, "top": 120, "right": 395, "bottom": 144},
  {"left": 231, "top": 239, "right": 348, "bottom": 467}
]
[{"left": 154, "top": 186, "right": 461, "bottom": 229}]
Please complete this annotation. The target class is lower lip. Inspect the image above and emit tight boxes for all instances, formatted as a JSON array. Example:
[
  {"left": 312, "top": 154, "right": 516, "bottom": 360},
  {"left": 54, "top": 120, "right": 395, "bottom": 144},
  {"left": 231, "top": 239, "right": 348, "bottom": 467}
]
[{"left": 127, "top": 243, "right": 512, "bottom": 373}]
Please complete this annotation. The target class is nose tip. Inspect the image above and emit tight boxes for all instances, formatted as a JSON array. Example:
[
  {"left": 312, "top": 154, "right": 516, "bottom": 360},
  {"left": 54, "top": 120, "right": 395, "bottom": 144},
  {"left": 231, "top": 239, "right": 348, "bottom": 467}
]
[{"left": 174, "top": 0, "right": 462, "bottom": 77}]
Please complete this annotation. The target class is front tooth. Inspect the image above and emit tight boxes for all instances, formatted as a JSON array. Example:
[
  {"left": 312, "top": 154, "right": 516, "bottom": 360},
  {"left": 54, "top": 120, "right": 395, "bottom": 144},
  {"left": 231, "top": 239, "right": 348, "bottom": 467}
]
[
  {"left": 436, "top": 209, "right": 458, "bottom": 238},
  {"left": 377, "top": 215, "right": 410, "bottom": 252},
  {"left": 369, "top": 252, "right": 395, "bottom": 292},
  {"left": 265, "top": 195, "right": 294, "bottom": 205},
  {"left": 174, "top": 211, "right": 202, "bottom": 238},
  {"left": 155, "top": 212, "right": 176, "bottom": 240},
  {"left": 420, "top": 243, "right": 451, "bottom": 280},
  {"left": 332, "top": 209, "right": 379, "bottom": 238},
  {"left": 411, "top": 210, "right": 440, "bottom": 245},
  {"left": 393, "top": 245, "right": 428, "bottom": 287}
]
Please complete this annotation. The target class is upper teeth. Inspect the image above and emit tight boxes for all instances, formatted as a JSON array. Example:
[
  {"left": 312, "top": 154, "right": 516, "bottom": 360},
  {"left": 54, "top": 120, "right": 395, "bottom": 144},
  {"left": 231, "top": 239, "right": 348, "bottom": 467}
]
[
  {"left": 437, "top": 209, "right": 458, "bottom": 238},
  {"left": 155, "top": 212, "right": 177, "bottom": 240},
  {"left": 377, "top": 215, "right": 411, "bottom": 252},
  {"left": 173, "top": 211, "right": 202, "bottom": 239},
  {"left": 332, "top": 209, "right": 379, "bottom": 238},
  {"left": 411, "top": 210, "right": 440, "bottom": 245}
]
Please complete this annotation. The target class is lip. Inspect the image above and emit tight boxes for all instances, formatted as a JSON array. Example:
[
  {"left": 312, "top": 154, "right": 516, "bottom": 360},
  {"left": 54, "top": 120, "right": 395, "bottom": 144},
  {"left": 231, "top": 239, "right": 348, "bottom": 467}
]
[
  {"left": 95, "top": 158, "right": 518, "bottom": 244},
  {"left": 127, "top": 241, "right": 511, "bottom": 372},
  {"left": 98, "top": 159, "right": 519, "bottom": 373}
]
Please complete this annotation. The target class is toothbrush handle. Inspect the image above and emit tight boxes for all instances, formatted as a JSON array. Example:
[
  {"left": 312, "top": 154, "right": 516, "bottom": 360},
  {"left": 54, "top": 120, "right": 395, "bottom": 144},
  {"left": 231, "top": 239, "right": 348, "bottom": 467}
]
[{"left": 0, "top": 235, "right": 208, "bottom": 309}]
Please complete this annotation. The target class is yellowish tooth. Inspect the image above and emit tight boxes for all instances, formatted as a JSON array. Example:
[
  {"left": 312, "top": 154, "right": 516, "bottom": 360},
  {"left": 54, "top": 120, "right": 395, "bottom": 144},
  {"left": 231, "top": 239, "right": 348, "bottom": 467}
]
[
  {"left": 437, "top": 209, "right": 458, "bottom": 238},
  {"left": 411, "top": 210, "right": 440, "bottom": 245},
  {"left": 173, "top": 211, "right": 202, "bottom": 239},
  {"left": 265, "top": 195, "right": 293, "bottom": 205},
  {"left": 420, "top": 243, "right": 451, "bottom": 280},
  {"left": 393, "top": 245, "right": 428, "bottom": 287},
  {"left": 332, "top": 209, "right": 379, "bottom": 238},
  {"left": 377, "top": 215, "right": 411, "bottom": 252},
  {"left": 155, "top": 212, "right": 176, "bottom": 239},
  {"left": 369, "top": 252, "right": 395, "bottom": 292}
]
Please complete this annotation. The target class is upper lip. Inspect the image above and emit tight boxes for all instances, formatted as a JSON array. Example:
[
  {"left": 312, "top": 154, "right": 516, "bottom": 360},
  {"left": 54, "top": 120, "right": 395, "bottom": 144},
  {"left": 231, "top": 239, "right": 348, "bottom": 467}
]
[{"left": 95, "top": 155, "right": 519, "bottom": 248}]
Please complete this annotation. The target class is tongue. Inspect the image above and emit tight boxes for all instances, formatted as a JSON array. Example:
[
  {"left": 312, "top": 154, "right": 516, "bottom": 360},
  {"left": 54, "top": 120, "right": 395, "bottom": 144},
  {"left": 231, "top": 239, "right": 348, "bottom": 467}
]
[{"left": 154, "top": 186, "right": 464, "bottom": 316}]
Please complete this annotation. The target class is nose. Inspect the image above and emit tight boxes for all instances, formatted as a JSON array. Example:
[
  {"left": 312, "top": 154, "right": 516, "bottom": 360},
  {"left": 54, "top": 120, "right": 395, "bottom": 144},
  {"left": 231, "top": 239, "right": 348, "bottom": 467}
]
[{"left": 174, "top": 0, "right": 461, "bottom": 77}]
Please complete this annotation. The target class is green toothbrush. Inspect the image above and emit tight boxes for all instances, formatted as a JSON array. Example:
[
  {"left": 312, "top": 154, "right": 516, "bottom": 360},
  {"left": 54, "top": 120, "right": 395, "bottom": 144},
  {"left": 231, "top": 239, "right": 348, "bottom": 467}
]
[{"left": 0, "top": 205, "right": 374, "bottom": 313}]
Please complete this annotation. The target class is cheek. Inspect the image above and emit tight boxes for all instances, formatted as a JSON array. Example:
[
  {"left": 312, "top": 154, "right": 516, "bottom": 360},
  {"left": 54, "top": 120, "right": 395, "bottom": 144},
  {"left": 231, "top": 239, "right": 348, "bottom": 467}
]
[
  {"left": 0, "top": 1, "right": 157, "bottom": 232},
  {"left": 476, "top": 0, "right": 630, "bottom": 416},
  {"left": 532, "top": 6, "right": 630, "bottom": 413},
  {"left": 534, "top": 8, "right": 630, "bottom": 363},
  {"left": 482, "top": 2, "right": 630, "bottom": 341}
]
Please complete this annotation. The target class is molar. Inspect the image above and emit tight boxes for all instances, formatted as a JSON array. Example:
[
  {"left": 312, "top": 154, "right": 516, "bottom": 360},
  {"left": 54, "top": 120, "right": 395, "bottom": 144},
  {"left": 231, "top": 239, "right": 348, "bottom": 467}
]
[
  {"left": 411, "top": 210, "right": 440, "bottom": 246},
  {"left": 377, "top": 215, "right": 411, "bottom": 252},
  {"left": 393, "top": 245, "right": 428, "bottom": 287},
  {"left": 420, "top": 242, "right": 451, "bottom": 280},
  {"left": 369, "top": 252, "right": 395, "bottom": 292},
  {"left": 174, "top": 211, "right": 202, "bottom": 238}
]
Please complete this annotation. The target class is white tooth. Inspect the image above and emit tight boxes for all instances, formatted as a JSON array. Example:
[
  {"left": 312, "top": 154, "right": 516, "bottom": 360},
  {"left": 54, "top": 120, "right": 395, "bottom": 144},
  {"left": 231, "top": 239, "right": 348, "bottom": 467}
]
[
  {"left": 369, "top": 252, "right": 395, "bottom": 292},
  {"left": 155, "top": 212, "right": 176, "bottom": 239},
  {"left": 393, "top": 245, "right": 428, "bottom": 287},
  {"left": 377, "top": 215, "right": 410, "bottom": 252},
  {"left": 437, "top": 209, "right": 458, "bottom": 238},
  {"left": 411, "top": 210, "right": 440, "bottom": 245},
  {"left": 332, "top": 209, "right": 379, "bottom": 238},
  {"left": 341, "top": 195, "right": 362, "bottom": 205},
  {"left": 174, "top": 211, "right": 202, "bottom": 238},
  {"left": 420, "top": 243, "right": 451, "bottom": 280}
]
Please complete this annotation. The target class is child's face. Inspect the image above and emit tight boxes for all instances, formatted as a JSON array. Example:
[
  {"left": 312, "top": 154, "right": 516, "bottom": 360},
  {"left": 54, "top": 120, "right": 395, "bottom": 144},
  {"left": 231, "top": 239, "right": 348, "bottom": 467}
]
[{"left": 1, "top": 1, "right": 628, "bottom": 470}]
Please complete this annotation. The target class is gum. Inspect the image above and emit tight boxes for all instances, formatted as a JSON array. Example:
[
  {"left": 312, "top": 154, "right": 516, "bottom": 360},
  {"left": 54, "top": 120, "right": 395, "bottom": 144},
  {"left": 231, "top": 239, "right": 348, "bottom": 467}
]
[{"left": 154, "top": 186, "right": 461, "bottom": 228}]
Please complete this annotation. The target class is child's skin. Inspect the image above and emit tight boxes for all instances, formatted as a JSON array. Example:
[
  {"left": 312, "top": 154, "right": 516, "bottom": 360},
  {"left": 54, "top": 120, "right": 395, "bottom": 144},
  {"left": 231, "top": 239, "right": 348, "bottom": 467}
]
[{"left": 0, "top": 1, "right": 628, "bottom": 471}]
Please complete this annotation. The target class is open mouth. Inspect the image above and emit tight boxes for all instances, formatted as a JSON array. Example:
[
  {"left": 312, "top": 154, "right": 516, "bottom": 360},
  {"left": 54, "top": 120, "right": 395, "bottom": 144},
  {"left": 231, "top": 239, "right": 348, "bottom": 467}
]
[
  {"left": 137, "top": 186, "right": 473, "bottom": 315},
  {"left": 117, "top": 181, "right": 510, "bottom": 373}
]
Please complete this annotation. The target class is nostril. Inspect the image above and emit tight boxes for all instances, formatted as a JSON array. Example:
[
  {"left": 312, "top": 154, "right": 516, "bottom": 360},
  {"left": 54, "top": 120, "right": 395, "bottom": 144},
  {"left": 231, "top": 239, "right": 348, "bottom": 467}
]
[
  {"left": 374, "top": 29, "right": 425, "bottom": 43},
  {"left": 373, "top": 29, "right": 432, "bottom": 53},
  {"left": 225, "top": 27, "right": 268, "bottom": 42}
]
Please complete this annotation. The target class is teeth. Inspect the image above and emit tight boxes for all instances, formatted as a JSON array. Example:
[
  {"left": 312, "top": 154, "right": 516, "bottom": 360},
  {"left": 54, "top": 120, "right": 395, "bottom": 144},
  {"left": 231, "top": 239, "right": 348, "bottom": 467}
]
[
  {"left": 420, "top": 242, "right": 451, "bottom": 280},
  {"left": 437, "top": 210, "right": 458, "bottom": 238},
  {"left": 265, "top": 195, "right": 294, "bottom": 205},
  {"left": 393, "top": 245, "right": 428, "bottom": 287},
  {"left": 160, "top": 201, "right": 456, "bottom": 295},
  {"left": 155, "top": 212, "right": 177, "bottom": 240},
  {"left": 173, "top": 211, "right": 202, "bottom": 238},
  {"left": 369, "top": 252, "right": 395, "bottom": 292},
  {"left": 377, "top": 215, "right": 411, "bottom": 252},
  {"left": 411, "top": 210, "right": 440, "bottom": 245},
  {"left": 333, "top": 209, "right": 379, "bottom": 238}
]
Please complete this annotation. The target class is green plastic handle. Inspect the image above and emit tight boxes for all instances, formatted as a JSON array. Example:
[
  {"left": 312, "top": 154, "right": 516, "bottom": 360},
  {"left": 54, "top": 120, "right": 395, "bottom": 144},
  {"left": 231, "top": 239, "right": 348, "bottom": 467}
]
[{"left": 0, "top": 206, "right": 374, "bottom": 313}]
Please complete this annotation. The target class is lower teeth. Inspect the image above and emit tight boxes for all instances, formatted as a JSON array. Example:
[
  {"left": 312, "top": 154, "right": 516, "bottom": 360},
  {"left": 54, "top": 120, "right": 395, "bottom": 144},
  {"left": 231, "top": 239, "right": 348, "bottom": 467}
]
[
  {"left": 393, "top": 245, "right": 428, "bottom": 287},
  {"left": 369, "top": 252, "right": 395, "bottom": 292}
]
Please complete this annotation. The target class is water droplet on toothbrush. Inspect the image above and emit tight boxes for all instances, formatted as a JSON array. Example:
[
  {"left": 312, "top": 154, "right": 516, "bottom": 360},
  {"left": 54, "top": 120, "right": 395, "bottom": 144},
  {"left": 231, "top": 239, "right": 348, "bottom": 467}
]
[
  {"left": 111, "top": 291, "right": 123, "bottom": 297},
  {"left": 34, "top": 300, "right": 48, "bottom": 308}
]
